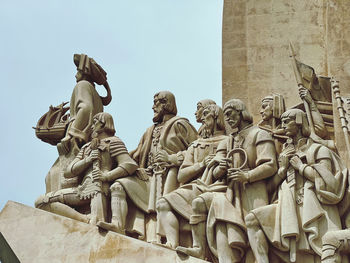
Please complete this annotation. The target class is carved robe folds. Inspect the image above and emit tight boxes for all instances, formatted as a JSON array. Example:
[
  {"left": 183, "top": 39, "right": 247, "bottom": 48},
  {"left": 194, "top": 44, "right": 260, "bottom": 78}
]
[
  {"left": 208, "top": 125, "right": 277, "bottom": 258},
  {"left": 115, "top": 116, "right": 197, "bottom": 238},
  {"left": 160, "top": 133, "right": 227, "bottom": 224},
  {"left": 46, "top": 80, "right": 104, "bottom": 192},
  {"left": 251, "top": 139, "right": 347, "bottom": 259},
  {"left": 68, "top": 80, "right": 103, "bottom": 143}
]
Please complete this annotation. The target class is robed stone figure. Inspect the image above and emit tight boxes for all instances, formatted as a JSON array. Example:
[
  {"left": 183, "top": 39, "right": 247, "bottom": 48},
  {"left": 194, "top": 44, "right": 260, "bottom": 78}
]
[{"left": 99, "top": 91, "right": 198, "bottom": 240}]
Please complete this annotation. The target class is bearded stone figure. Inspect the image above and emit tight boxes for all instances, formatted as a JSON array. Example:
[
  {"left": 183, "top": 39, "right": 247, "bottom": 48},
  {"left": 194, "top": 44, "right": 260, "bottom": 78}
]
[
  {"left": 97, "top": 91, "right": 198, "bottom": 240},
  {"left": 172, "top": 99, "right": 277, "bottom": 263},
  {"left": 35, "top": 112, "right": 137, "bottom": 225},
  {"left": 156, "top": 104, "right": 226, "bottom": 251}
]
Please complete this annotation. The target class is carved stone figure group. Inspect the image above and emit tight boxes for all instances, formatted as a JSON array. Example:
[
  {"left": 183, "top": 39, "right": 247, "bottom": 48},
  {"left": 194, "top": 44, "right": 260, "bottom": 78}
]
[{"left": 34, "top": 54, "right": 350, "bottom": 263}]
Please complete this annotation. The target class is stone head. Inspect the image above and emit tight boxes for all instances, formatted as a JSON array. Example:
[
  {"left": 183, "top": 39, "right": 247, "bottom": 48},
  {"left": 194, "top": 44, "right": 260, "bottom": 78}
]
[
  {"left": 260, "top": 96, "right": 274, "bottom": 121},
  {"left": 260, "top": 94, "right": 285, "bottom": 123},
  {"left": 73, "top": 54, "right": 107, "bottom": 84},
  {"left": 152, "top": 91, "right": 177, "bottom": 123},
  {"left": 195, "top": 99, "right": 216, "bottom": 123},
  {"left": 200, "top": 104, "right": 225, "bottom": 137},
  {"left": 280, "top": 109, "right": 310, "bottom": 138},
  {"left": 91, "top": 112, "right": 116, "bottom": 138},
  {"left": 223, "top": 99, "right": 252, "bottom": 130}
]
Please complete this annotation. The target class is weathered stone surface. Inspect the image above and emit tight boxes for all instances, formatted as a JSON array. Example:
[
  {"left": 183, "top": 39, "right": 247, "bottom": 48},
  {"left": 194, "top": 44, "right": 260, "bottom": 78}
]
[
  {"left": 0, "top": 201, "right": 208, "bottom": 263},
  {"left": 222, "top": 0, "right": 350, "bottom": 165}
]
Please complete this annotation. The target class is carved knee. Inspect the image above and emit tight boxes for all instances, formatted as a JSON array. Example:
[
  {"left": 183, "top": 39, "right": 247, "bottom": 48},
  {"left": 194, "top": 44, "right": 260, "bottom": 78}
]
[
  {"left": 192, "top": 197, "right": 207, "bottom": 214},
  {"left": 110, "top": 182, "right": 126, "bottom": 198},
  {"left": 35, "top": 192, "right": 64, "bottom": 208},
  {"left": 245, "top": 213, "right": 259, "bottom": 229},
  {"left": 156, "top": 198, "right": 171, "bottom": 212},
  {"left": 35, "top": 195, "right": 47, "bottom": 208}
]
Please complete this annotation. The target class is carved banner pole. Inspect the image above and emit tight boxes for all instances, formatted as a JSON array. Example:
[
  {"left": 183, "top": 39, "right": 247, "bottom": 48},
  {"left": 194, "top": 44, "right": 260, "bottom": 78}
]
[
  {"left": 289, "top": 43, "right": 316, "bottom": 135},
  {"left": 331, "top": 78, "right": 350, "bottom": 154}
]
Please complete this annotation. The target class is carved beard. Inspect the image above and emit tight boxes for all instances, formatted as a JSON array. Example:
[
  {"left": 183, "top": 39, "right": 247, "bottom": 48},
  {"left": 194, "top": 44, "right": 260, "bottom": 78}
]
[
  {"left": 153, "top": 108, "right": 165, "bottom": 123},
  {"left": 201, "top": 122, "right": 214, "bottom": 139}
]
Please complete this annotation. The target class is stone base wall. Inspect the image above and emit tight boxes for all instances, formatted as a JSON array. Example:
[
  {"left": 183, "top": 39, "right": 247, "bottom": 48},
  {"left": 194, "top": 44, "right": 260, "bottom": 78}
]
[{"left": 0, "top": 201, "right": 208, "bottom": 263}]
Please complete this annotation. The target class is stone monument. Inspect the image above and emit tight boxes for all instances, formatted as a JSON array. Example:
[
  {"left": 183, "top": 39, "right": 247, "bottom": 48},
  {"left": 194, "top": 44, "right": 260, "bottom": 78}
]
[{"left": 2, "top": 1, "right": 350, "bottom": 263}]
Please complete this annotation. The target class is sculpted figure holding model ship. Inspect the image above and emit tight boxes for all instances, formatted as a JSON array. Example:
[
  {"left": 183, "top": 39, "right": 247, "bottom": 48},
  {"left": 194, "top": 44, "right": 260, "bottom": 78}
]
[{"left": 32, "top": 52, "right": 350, "bottom": 263}]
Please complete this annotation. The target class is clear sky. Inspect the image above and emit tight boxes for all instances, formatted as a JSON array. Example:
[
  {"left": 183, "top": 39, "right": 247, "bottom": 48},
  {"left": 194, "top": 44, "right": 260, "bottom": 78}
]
[{"left": 0, "top": 1, "right": 223, "bottom": 210}]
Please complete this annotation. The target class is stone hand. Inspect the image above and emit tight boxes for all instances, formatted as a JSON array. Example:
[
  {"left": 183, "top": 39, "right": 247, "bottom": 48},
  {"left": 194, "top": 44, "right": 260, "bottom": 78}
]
[
  {"left": 202, "top": 154, "right": 216, "bottom": 167},
  {"left": 227, "top": 169, "right": 249, "bottom": 183},
  {"left": 207, "top": 156, "right": 227, "bottom": 170},
  {"left": 155, "top": 150, "right": 170, "bottom": 163},
  {"left": 92, "top": 170, "right": 109, "bottom": 182},
  {"left": 61, "top": 134, "right": 71, "bottom": 144},
  {"left": 86, "top": 149, "right": 100, "bottom": 164},
  {"left": 279, "top": 147, "right": 295, "bottom": 169},
  {"left": 290, "top": 156, "right": 303, "bottom": 170},
  {"left": 299, "top": 86, "right": 313, "bottom": 104}
]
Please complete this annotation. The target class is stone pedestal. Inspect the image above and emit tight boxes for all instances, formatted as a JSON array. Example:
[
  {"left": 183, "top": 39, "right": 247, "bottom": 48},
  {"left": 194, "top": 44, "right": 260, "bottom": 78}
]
[{"left": 0, "top": 201, "right": 208, "bottom": 263}]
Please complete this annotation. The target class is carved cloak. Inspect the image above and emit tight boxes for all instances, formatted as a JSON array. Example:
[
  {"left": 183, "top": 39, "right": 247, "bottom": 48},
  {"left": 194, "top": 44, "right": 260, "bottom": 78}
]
[
  {"left": 68, "top": 80, "right": 103, "bottom": 143},
  {"left": 116, "top": 116, "right": 198, "bottom": 237},
  {"left": 252, "top": 140, "right": 348, "bottom": 257},
  {"left": 161, "top": 134, "right": 227, "bottom": 220},
  {"left": 206, "top": 125, "right": 278, "bottom": 259}
]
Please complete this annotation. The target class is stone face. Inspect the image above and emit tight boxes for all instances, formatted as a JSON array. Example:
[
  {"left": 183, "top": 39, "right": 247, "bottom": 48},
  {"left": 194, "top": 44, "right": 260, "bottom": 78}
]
[
  {"left": 222, "top": 0, "right": 350, "bottom": 165},
  {"left": 0, "top": 201, "right": 208, "bottom": 263}
]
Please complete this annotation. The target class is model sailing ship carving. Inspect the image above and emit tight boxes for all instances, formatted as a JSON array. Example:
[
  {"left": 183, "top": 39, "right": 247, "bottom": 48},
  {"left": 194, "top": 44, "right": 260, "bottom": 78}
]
[{"left": 34, "top": 102, "right": 70, "bottom": 145}]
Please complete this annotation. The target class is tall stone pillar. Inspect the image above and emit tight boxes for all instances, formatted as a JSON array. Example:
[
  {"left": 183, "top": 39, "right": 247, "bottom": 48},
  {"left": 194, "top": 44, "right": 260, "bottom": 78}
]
[{"left": 222, "top": 0, "right": 350, "bottom": 164}]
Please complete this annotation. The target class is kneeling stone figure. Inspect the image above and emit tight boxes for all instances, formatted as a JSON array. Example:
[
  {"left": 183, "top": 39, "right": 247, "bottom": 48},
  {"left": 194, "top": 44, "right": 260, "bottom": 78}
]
[{"left": 35, "top": 112, "right": 137, "bottom": 225}]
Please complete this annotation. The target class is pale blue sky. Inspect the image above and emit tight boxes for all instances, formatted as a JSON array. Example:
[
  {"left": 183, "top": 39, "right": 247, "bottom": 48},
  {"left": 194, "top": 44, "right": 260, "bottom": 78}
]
[{"left": 0, "top": 1, "right": 223, "bottom": 210}]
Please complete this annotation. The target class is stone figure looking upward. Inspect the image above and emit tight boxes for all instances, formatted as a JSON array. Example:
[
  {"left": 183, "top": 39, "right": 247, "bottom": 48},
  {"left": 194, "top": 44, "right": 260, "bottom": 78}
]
[
  {"left": 245, "top": 109, "right": 347, "bottom": 263},
  {"left": 156, "top": 104, "right": 226, "bottom": 249},
  {"left": 45, "top": 54, "right": 112, "bottom": 193},
  {"left": 97, "top": 91, "right": 198, "bottom": 239},
  {"left": 35, "top": 112, "right": 137, "bottom": 225},
  {"left": 177, "top": 99, "right": 277, "bottom": 263},
  {"left": 258, "top": 94, "right": 286, "bottom": 135}
]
